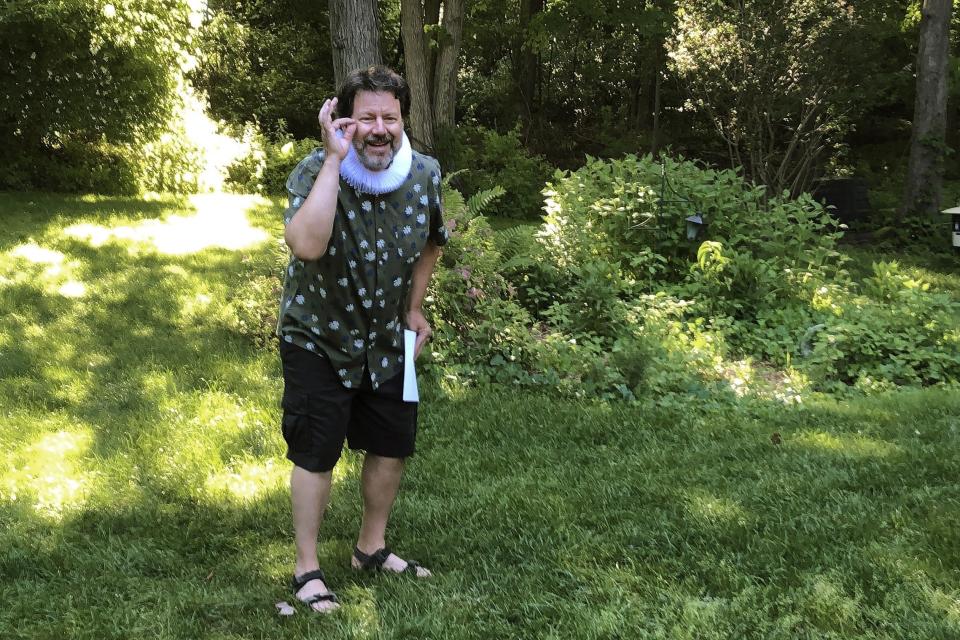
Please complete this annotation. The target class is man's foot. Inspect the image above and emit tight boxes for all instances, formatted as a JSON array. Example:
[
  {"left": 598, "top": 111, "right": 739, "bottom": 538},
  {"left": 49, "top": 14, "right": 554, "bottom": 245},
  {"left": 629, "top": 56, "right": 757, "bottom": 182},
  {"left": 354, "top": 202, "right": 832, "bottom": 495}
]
[
  {"left": 291, "top": 569, "right": 340, "bottom": 613},
  {"left": 352, "top": 546, "right": 432, "bottom": 578}
]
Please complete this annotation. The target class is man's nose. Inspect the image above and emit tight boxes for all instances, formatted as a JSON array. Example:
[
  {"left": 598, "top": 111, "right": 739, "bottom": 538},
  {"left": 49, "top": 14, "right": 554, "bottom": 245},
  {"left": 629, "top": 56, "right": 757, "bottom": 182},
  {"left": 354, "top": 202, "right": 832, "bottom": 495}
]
[{"left": 372, "top": 117, "right": 386, "bottom": 134}]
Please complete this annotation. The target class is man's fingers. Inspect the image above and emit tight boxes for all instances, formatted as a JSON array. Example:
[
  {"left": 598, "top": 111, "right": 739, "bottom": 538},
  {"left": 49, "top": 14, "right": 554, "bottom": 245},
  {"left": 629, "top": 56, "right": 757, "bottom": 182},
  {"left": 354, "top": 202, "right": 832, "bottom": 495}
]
[
  {"left": 340, "top": 122, "right": 357, "bottom": 146},
  {"left": 330, "top": 117, "right": 356, "bottom": 131},
  {"left": 414, "top": 330, "right": 430, "bottom": 359}
]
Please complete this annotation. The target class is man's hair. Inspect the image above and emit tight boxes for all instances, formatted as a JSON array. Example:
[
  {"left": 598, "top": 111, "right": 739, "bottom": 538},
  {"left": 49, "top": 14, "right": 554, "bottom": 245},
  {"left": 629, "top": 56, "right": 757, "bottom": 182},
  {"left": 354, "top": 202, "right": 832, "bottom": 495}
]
[{"left": 335, "top": 65, "right": 410, "bottom": 119}]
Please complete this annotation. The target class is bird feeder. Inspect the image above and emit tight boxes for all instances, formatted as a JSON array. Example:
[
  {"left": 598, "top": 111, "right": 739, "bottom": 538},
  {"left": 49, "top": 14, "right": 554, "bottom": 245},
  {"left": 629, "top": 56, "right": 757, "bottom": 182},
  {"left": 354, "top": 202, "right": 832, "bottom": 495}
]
[
  {"left": 685, "top": 214, "right": 706, "bottom": 240},
  {"left": 943, "top": 206, "right": 960, "bottom": 252}
]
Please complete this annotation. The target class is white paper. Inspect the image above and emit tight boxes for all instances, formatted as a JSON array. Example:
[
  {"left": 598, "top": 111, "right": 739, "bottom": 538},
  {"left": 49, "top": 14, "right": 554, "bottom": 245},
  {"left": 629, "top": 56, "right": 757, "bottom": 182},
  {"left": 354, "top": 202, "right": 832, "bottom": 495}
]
[{"left": 402, "top": 329, "right": 419, "bottom": 403}]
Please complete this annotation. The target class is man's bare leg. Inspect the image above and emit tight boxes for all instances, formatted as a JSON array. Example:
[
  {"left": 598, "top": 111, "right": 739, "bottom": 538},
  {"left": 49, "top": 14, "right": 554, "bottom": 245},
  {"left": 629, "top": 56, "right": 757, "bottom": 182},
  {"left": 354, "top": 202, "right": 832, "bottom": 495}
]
[
  {"left": 353, "top": 454, "right": 431, "bottom": 576},
  {"left": 291, "top": 465, "right": 339, "bottom": 611}
]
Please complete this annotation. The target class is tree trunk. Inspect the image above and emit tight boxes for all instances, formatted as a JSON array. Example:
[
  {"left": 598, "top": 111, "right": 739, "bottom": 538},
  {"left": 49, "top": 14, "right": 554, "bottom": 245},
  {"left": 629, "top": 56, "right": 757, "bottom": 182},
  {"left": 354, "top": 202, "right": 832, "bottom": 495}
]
[
  {"left": 903, "top": 0, "right": 952, "bottom": 218},
  {"left": 517, "top": 0, "right": 543, "bottom": 124},
  {"left": 400, "top": 0, "right": 435, "bottom": 151},
  {"left": 329, "top": 0, "right": 383, "bottom": 89},
  {"left": 432, "top": 0, "right": 465, "bottom": 133}
]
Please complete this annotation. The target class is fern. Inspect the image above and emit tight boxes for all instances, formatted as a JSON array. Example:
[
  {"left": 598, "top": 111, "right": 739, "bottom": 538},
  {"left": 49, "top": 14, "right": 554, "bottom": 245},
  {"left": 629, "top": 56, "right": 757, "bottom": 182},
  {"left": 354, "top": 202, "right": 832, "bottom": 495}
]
[
  {"left": 496, "top": 225, "right": 541, "bottom": 271},
  {"left": 467, "top": 186, "right": 506, "bottom": 218}
]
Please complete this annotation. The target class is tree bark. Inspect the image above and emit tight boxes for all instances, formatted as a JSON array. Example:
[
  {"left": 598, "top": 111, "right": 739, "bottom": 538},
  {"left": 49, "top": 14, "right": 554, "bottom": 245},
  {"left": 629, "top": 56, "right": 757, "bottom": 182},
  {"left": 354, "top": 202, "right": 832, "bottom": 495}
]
[
  {"left": 432, "top": 0, "right": 465, "bottom": 133},
  {"left": 400, "top": 0, "right": 435, "bottom": 151},
  {"left": 903, "top": 0, "right": 952, "bottom": 218},
  {"left": 329, "top": 0, "right": 382, "bottom": 89}
]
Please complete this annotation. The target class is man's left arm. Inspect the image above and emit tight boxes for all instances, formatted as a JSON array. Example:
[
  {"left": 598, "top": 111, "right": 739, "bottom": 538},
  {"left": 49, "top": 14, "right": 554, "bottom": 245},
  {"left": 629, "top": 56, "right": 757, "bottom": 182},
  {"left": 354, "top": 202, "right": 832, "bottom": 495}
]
[{"left": 405, "top": 239, "right": 443, "bottom": 359}]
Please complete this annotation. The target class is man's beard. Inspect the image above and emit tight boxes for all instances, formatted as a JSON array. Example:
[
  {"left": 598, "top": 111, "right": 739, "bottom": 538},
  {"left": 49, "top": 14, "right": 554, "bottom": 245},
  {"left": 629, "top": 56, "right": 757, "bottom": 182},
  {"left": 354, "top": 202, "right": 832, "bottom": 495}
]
[{"left": 353, "top": 134, "right": 399, "bottom": 171}]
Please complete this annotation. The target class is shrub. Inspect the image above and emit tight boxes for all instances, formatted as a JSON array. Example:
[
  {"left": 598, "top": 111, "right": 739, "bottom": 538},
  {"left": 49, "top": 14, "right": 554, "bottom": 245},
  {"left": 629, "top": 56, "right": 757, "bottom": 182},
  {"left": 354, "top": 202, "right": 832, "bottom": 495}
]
[
  {"left": 444, "top": 124, "right": 553, "bottom": 220},
  {"left": 225, "top": 126, "right": 321, "bottom": 195}
]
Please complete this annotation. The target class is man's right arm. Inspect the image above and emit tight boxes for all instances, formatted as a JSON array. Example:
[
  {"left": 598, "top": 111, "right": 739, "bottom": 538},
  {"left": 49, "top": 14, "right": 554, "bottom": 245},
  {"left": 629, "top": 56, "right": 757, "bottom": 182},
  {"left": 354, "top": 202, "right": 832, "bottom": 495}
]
[
  {"left": 285, "top": 96, "right": 356, "bottom": 261},
  {"left": 284, "top": 154, "right": 341, "bottom": 261}
]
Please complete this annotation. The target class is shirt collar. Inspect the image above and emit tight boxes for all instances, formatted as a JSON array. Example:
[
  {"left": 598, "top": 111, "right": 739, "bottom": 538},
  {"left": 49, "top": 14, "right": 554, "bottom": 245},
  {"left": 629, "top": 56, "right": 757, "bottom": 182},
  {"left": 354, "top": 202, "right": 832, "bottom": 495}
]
[{"left": 339, "top": 132, "right": 413, "bottom": 195}]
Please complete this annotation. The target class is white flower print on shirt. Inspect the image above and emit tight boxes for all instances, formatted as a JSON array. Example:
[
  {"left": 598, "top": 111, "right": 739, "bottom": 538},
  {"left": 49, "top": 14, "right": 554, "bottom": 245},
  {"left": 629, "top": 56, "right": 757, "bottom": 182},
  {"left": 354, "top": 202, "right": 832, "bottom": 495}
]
[
  {"left": 345, "top": 303, "right": 355, "bottom": 311},
  {"left": 338, "top": 368, "right": 348, "bottom": 377},
  {"left": 338, "top": 278, "right": 348, "bottom": 287},
  {"left": 404, "top": 206, "right": 413, "bottom": 216},
  {"left": 328, "top": 320, "right": 340, "bottom": 330},
  {"left": 402, "top": 225, "right": 411, "bottom": 236},
  {"left": 295, "top": 294, "right": 305, "bottom": 304},
  {"left": 359, "top": 239, "right": 369, "bottom": 249},
  {"left": 347, "top": 210, "right": 356, "bottom": 220},
  {"left": 420, "top": 195, "right": 428, "bottom": 206},
  {"left": 416, "top": 213, "right": 426, "bottom": 225},
  {"left": 413, "top": 183, "right": 422, "bottom": 193},
  {"left": 375, "top": 288, "right": 383, "bottom": 297},
  {"left": 376, "top": 239, "right": 385, "bottom": 249},
  {"left": 381, "top": 357, "right": 389, "bottom": 368},
  {"left": 432, "top": 175, "right": 440, "bottom": 185},
  {"left": 393, "top": 277, "right": 402, "bottom": 287},
  {"left": 365, "top": 251, "right": 376, "bottom": 262},
  {"left": 362, "top": 299, "right": 373, "bottom": 309},
  {"left": 358, "top": 287, "right": 367, "bottom": 296},
  {"left": 349, "top": 259, "right": 357, "bottom": 269},
  {"left": 354, "top": 339, "right": 364, "bottom": 349},
  {"left": 328, "top": 246, "right": 336, "bottom": 256},
  {"left": 306, "top": 342, "right": 316, "bottom": 351},
  {"left": 361, "top": 200, "right": 372, "bottom": 212},
  {"left": 311, "top": 314, "right": 319, "bottom": 322}
]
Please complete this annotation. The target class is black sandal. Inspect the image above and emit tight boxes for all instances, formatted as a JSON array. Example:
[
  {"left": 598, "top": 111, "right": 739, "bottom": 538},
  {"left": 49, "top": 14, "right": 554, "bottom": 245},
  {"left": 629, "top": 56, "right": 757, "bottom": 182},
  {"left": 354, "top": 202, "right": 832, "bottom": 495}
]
[
  {"left": 291, "top": 569, "right": 339, "bottom": 610},
  {"left": 353, "top": 546, "right": 426, "bottom": 576}
]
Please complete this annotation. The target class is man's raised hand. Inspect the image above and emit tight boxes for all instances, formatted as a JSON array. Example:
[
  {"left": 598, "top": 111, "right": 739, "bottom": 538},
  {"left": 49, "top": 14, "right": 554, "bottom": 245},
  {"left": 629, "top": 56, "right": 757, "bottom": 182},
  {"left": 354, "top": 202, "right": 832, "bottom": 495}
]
[{"left": 318, "top": 97, "right": 356, "bottom": 162}]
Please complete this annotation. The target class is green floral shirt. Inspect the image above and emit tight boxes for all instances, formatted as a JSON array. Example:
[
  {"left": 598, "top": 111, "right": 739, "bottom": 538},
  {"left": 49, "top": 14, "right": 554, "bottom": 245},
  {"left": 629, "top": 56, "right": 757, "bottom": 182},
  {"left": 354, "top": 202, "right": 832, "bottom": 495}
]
[{"left": 277, "top": 148, "right": 449, "bottom": 390}]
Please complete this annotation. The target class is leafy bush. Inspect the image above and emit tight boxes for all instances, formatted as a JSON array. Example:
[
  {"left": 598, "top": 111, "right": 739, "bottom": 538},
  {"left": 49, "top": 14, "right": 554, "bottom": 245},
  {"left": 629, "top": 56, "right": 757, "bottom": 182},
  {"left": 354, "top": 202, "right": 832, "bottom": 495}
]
[
  {"left": 444, "top": 124, "right": 553, "bottom": 220},
  {"left": 225, "top": 126, "right": 321, "bottom": 195}
]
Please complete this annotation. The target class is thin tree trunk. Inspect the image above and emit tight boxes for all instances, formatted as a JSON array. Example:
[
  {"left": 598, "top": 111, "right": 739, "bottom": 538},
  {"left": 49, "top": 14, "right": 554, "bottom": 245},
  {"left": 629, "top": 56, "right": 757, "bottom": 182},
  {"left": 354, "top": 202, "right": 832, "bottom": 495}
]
[
  {"left": 329, "top": 0, "right": 382, "bottom": 88},
  {"left": 432, "top": 0, "right": 465, "bottom": 133},
  {"left": 400, "top": 0, "right": 435, "bottom": 151},
  {"left": 903, "top": 0, "right": 952, "bottom": 218}
]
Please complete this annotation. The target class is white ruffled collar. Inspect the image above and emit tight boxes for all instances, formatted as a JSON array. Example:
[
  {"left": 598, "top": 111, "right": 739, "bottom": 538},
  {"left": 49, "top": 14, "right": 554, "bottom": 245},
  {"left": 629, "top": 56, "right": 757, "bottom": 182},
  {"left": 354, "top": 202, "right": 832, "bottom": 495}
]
[{"left": 339, "top": 132, "right": 412, "bottom": 195}]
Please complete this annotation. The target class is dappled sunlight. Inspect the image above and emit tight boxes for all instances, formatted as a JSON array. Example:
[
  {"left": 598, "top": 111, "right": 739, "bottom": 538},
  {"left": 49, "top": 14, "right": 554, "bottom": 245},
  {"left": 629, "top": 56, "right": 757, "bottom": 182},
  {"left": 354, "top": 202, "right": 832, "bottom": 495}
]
[
  {"left": 63, "top": 193, "right": 270, "bottom": 255},
  {"left": 684, "top": 490, "right": 748, "bottom": 528},
  {"left": 924, "top": 586, "right": 960, "bottom": 624},
  {"left": 794, "top": 431, "right": 903, "bottom": 458},
  {"left": 204, "top": 458, "right": 286, "bottom": 504},
  {"left": 4, "top": 242, "right": 89, "bottom": 299},
  {"left": 1, "top": 428, "right": 94, "bottom": 520}
]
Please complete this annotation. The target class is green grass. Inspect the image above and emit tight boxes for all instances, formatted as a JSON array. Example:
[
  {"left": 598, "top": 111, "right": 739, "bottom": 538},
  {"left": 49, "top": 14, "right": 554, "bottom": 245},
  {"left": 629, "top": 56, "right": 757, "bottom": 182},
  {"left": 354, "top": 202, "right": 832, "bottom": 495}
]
[{"left": 1, "top": 192, "right": 959, "bottom": 639}]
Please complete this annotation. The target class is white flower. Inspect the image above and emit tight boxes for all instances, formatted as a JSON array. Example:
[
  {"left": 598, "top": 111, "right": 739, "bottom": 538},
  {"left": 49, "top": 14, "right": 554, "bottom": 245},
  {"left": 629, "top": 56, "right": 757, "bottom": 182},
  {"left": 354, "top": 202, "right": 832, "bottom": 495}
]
[
  {"left": 338, "top": 278, "right": 348, "bottom": 287},
  {"left": 295, "top": 294, "right": 305, "bottom": 305},
  {"left": 398, "top": 355, "right": 404, "bottom": 363},
  {"left": 379, "top": 200, "right": 386, "bottom": 209},
  {"left": 386, "top": 320, "right": 396, "bottom": 329},
  {"left": 306, "top": 342, "right": 316, "bottom": 351},
  {"left": 362, "top": 200, "right": 372, "bottom": 211},
  {"left": 288, "top": 265, "right": 294, "bottom": 277},
  {"left": 354, "top": 339, "right": 364, "bottom": 349},
  {"left": 346, "top": 304, "right": 355, "bottom": 311},
  {"left": 375, "top": 288, "right": 383, "bottom": 297},
  {"left": 311, "top": 314, "right": 319, "bottom": 322},
  {"left": 349, "top": 259, "right": 357, "bottom": 269},
  {"left": 420, "top": 195, "right": 428, "bottom": 205},
  {"left": 338, "top": 369, "right": 348, "bottom": 377},
  {"left": 328, "top": 246, "right": 336, "bottom": 256},
  {"left": 358, "top": 287, "right": 367, "bottom": 296},
  {"left": 432, "top": 175, "right": 440, "bottom": 185},
  {"left": 365, "top": 251, "right": 376, "bottom": 262},
  {"left": 359, "top": 239, "right": 369, "bottom": 249},
  {"left": 284, "top": 335, "right": 293, "bottom": 343},
  {"left": 376, "top": 239, "right": 385, "bottom": 249},
  {"left": 371, "top": 372, "right": 377, "bottom": 381},
  {"left": 417, "top": 213, "right": 426, "bottom": 225},
  {"left": 393, "top": 277, "right": 402, "bottom": 287},
  {"left": 319, "top": 288, "right": 327, "bottom": 298},
  {"left": 347, "top": 210, "right": 356, "bottom": 220},
  {"left": 403, "top": 225, "right": 411, "bottom": 235},
  {"left": 404, "top": 206, "right": 413, "bottom": 216},
  {"left": 362, "top": 299, "right": 373, "bottom": 309},
  {"left": 329, "top": 320, "right": 340, "bottom": 330},
  {"left": 309, "top": 284, "right": 316, "bottom": 292},
  {"left": 344, "top": 380, "right": 352, "bottom": 388},
  {"left": 413, "top": 183, "right": 422, "bottom": 193},
  {"left": 381, "top": 252, "right": 389, "bottom": 261},
  {"left": 398, "top": 248, "right": 404, "bottom": 257},
  {"left": 311, "top": 326, "right": 321, "bottom": 334},
  {"left": 379, "top": 300, "right": 386, "bottom": 308},
  {"left": 369, "top": 331, "right": 378, "bottom": 340}
]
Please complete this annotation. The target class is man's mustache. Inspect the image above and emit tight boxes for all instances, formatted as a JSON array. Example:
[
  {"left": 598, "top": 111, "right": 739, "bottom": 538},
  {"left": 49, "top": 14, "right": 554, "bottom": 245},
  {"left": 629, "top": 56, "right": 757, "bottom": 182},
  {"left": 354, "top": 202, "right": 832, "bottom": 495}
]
[{"left": 364, "top": 134, "right": 393, "bottom": 145}]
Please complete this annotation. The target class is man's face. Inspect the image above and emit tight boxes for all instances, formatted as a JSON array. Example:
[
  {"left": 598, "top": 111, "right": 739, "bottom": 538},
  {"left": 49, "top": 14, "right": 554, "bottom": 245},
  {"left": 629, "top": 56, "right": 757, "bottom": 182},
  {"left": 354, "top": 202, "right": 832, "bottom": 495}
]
[{"left": 350, "top": 90, "right": 404, "bottom": 171}]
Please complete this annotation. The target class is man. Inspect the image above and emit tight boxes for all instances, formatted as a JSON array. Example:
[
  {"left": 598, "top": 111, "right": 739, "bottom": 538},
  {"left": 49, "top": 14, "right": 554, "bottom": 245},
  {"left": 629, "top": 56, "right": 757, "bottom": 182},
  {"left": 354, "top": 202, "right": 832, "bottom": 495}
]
[{"left": 277, "top": 65, "right": 449, "bottom": 613}]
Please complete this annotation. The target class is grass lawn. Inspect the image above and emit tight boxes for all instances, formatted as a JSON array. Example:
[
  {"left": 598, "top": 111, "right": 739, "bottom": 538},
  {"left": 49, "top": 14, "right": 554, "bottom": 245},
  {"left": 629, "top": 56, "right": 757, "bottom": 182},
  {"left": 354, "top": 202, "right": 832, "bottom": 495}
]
[{"left": 1, "top": 192, "right": 959, "bottom": 639}]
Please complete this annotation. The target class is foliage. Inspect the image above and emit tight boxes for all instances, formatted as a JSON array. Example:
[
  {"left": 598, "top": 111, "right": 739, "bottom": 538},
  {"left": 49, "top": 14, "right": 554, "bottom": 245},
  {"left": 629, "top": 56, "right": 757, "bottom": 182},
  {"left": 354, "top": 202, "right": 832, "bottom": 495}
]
[
  {"left": 443, "top": 124, "right": 554, "bottom": 220},
  {"left": 0, "top": 0, "right": 194, "bottom": 192},
  {"left": 224, "top": 126, "right": 321, "bottom": 195},
  {"left": 666, "top": 0, "right": 893, "bottom": 196},
  {"left": 190, "top": 0, "right": 335, "bottom": 140}
]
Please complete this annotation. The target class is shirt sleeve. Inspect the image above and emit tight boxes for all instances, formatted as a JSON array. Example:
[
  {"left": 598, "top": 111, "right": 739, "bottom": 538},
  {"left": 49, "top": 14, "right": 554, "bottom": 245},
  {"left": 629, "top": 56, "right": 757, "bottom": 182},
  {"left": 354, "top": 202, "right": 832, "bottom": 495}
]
[
  {"left": 283, "top": 148, "right": 324, "bottom": 227},
  {"left": 426, "top": 160, "right": 450, "bottom": 247}
]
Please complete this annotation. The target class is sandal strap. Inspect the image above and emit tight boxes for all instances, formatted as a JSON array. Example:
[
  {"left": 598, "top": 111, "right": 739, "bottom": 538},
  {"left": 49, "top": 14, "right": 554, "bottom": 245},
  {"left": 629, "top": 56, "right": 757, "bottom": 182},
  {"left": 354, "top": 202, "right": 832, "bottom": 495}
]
[
  {"left": 291, "top": 569, "right": 328, "bottom": 592},
  {"left": 303, "top": 591, "right": 338, "bottom": 605},
  {"left": 353, "top": 546, "right": 392, "bottom": 570}
]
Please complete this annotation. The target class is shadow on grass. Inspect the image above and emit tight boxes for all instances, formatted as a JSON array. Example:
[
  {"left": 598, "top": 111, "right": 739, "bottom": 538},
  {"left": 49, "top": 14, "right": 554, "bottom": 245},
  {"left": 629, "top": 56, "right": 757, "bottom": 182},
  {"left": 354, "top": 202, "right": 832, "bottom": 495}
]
[{"left": 2, "top": 193, "right": 959, "bottom": 638}]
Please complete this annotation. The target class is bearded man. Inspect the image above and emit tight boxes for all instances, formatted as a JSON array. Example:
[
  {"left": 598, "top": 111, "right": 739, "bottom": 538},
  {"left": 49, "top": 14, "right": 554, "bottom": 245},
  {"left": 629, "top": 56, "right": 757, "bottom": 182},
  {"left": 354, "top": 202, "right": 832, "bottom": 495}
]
[{"left": 277, "top": 65, "right": 448, "bottom": 613}]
